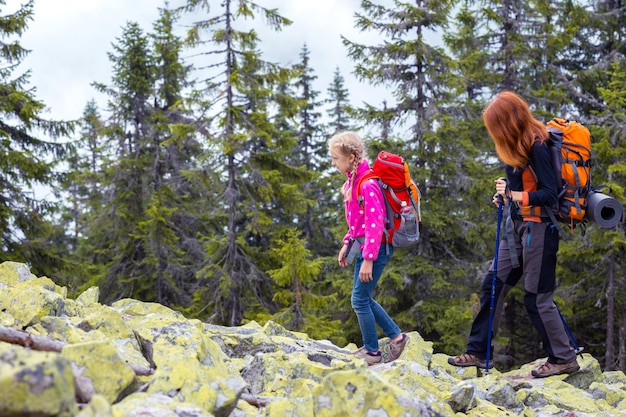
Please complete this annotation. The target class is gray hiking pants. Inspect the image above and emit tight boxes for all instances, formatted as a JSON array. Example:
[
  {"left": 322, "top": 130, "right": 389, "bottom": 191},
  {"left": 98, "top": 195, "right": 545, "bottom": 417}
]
[{"left": 466, "top": 218, "right": 577, "bottom": 364}]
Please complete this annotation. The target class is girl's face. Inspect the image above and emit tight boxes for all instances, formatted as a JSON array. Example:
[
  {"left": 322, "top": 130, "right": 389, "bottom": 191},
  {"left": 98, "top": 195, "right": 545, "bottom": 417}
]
[{"left": 330, "top": 147, "right": 355, "bottom": 174}]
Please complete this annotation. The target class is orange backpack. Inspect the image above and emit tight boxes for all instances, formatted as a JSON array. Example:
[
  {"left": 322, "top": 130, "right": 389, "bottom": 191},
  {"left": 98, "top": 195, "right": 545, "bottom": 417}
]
[
  {"left": 544, "top": 118, "right": 592, "bottom": 232},
  {"left": 356, "top": 151, "right": 421, "bottom": 248}
]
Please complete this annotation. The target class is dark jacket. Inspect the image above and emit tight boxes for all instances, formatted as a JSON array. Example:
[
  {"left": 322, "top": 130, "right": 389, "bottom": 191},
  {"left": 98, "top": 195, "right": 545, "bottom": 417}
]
[{"left": 506, "top": 140, "right": 558, "bottom": 222}]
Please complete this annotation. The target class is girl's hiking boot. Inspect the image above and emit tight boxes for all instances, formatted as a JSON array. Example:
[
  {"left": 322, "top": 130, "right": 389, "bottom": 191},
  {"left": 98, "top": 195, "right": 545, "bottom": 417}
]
[
  {"left": 531, "top": 360, "right": 580, "bottom": 378},
  {"left": 448, "top": 353, "right": 486, "bottom": 368},
  {"left": 389, "top": 333, "right": 408, "bottom": 361},
  {"left": 352, "top": 346, "right": 365, "bottom": 355},
  {"left": 354, "top": 349, "right": 382, "bottom": 365}
]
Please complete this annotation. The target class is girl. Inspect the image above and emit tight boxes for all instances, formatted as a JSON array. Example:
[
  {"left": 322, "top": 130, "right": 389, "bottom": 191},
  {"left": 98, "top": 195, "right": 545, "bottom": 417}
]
[
  {"left": 328, "top": 131, "right": 407, "bottom": 365},
  {"left": 448, "top": 91, "right": 579, "bottom": 378}
]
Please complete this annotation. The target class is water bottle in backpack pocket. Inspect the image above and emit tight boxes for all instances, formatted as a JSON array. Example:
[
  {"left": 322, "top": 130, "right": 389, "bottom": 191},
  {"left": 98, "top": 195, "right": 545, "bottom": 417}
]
[{"left": 393, "top": 201, "right": 420, "bottom": 247}]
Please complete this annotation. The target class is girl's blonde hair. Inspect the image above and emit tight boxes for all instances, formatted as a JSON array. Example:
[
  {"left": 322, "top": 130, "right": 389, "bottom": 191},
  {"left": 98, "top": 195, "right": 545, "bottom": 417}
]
[
  {"left": 483, "top": 91, "right": 549, "bottom": 169},
  {"left": 328, "top": 131, "right": 365, "bottom": 201}
]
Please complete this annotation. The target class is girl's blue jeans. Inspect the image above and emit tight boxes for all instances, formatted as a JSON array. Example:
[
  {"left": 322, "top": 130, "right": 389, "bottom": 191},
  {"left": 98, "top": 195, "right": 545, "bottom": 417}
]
[{"left": 351, "top": 244, "right": 401, "bottom": 352}]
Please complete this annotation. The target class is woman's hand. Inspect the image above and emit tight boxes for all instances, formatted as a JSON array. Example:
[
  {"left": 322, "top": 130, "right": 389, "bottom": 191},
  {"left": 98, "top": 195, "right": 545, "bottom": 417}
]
[
  {"left": 359, "top": 260, "right": 374, "bottom": 282},
  {"left": 494, "top": 177, "right": 521, "bottom": 204},
  {"left": 495, "top": 178, "right": 507, "bottom": 198}
]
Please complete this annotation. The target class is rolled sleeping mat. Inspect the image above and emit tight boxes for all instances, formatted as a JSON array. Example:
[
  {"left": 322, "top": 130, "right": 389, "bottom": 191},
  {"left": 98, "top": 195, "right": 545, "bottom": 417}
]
[{"left": 585, "top": 191, "right": 624, "bottom": 229}]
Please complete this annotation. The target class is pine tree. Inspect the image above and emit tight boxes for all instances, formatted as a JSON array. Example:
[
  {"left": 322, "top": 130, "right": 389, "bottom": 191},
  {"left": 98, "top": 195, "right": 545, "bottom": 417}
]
[
  {"left": 84, "top": 21, "right": 156, "bottom": 301},
  {"left": 291, "top": 44, "right": 338, "bottom": 257},
  {"left": 325, "top": 67, "right": 355, "bottom": 134},
  {"left": 181, "top": 0, "right": 315, "bottom": 326},
  {"left": 63, "top": 101, "right": 103, "bottom": 245},
  {"left": 0, "top": 0, "right": 74, "bottom": 275},
  {"left": 554, "top": 0, "right": 622, "bottom": 118},
  {"left": 294, "top": 44, "right": 323, "bottom": 168},
  {"left": 138, "top": 6, "right": 207, "bottom": 307},
  {"left": 345, "top": 0, "right": 457, "bottom": 141},
  {"left": 52, "top": 100, "right": 105, "bottom": 292},
  {"left": 76, "top": 9, "right": 206, "bottom": 307},
  {"left": 478, "top": 0, "right": 533, "bottom": 93},
  {"left": 266, "top": 228, "right": 343, "bottom": 341}
]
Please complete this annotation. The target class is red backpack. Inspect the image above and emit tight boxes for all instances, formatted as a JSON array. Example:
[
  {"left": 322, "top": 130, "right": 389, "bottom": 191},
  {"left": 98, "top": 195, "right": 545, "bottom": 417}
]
[{"left": 356, "top": 151, "right": 421, "bottom": 248}]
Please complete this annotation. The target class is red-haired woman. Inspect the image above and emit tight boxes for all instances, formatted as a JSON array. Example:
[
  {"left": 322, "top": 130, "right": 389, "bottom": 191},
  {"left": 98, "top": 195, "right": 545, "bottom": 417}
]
[{"left": 448, "top": 91, "right": 579, "bottom": 378}]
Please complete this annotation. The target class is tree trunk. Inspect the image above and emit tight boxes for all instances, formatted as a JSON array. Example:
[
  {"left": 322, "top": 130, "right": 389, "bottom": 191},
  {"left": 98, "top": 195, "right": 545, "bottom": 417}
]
[
  {"left": 0, "top": 325, "right": 65, "bottom": 351},
  {"left": 605, "top": 258, "right": 615, "bottom": 370},
  {"left": 0, "top": 325, "right": 153, "bottom": 376},
  {"left": 618, "top": 290, "right": 626, "bottom": 371}
]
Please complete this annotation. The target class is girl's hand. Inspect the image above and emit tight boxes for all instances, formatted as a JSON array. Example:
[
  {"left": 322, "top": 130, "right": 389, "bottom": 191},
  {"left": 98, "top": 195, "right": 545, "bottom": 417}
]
[
  {"left": 338, "top": 244, "right": 348, "bottom": 267},
  {"left": 359, "top": 260, "right": 374, "bottom": 282}
]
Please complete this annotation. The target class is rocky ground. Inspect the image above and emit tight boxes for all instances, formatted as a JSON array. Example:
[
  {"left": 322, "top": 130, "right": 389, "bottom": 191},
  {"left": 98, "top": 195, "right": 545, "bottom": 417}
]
[{"left": 0, "top": 261, "right": 625, "bottom": 416}]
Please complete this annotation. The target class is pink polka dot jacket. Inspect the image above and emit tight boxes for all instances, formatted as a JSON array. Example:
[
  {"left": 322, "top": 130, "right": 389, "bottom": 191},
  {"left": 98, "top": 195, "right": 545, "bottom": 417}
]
[{"left": 343, "top": 160, "right": 387, "bottom": 261}]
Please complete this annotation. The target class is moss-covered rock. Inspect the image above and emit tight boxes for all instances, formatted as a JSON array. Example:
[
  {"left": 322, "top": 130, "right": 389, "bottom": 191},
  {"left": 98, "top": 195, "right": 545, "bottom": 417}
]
[
  {"left": 0, "top": 260, "right": 37, "bottom": 286},
  {"left": 62, "top": 340, "right": 136, "bottom": 403},
  {"left": 313, "top": 367, "right": 447, "bottom": 416},
  {"left": 0, "top": 342, "right": 78, "bottom": 417}
]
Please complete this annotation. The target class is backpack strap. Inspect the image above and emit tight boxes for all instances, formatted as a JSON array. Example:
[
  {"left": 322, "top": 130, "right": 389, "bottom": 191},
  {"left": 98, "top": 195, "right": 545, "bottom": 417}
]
[
  {"left": 356, "top": 170, "right": 378, "bottom": 208},
  {"left": 380, "top": 183, "right": 404, "bottom": 207},
  {"left": 561, "top": 148, "right": 590, "bottom": 221},
  {"left": 356, "top": 170, "right": 392, "bottom": 252}
]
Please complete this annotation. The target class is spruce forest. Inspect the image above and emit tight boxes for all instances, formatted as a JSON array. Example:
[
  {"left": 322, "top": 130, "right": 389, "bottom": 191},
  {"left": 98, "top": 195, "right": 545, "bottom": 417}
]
[{"left": 2, "top": 0, "right": 625, "bottom": 372}]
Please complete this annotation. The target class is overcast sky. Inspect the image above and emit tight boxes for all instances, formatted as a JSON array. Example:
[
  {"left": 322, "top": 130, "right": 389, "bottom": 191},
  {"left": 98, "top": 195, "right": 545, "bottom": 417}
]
[{"left": 6, "top": 0, "right": 386, "bottom": 126}]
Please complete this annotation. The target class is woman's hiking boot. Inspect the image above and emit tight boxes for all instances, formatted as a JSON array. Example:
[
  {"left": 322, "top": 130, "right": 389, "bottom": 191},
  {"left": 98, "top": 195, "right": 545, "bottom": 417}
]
[
  {"left": 531, "top": 360, "right": 580, "bottom": 378},
  {"left": 389, "top": 333, "right": 408, "bottom": 361},
  {"left": 354, "top": 349, "right": 382, "bottom": 366},
  {"left": 448, "top": 353, "right": 486, "bottom": 368}
]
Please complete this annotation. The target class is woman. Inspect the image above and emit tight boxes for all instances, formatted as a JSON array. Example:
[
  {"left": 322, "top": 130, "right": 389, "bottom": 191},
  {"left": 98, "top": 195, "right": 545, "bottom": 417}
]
[
  {"left": 328, "top": 131, "right": 407, "bottom": 365},
  {"left": 448, "top": 91, "right": 579, "bottom": 378}
]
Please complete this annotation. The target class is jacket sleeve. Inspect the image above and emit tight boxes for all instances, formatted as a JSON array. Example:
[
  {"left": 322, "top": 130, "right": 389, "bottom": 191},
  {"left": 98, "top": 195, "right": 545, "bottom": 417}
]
[
  {"left": 527, "top": 141, "right": 558, "bottom": 207},
  {"left": 358, "top": 177, "right": 387, "bottom": 260}
]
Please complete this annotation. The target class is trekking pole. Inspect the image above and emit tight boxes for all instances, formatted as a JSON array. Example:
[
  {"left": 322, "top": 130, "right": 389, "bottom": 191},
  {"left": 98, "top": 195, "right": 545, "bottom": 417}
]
[
  {"left": 556, "top": 304, "right": 584, "bottom": 356},
  {"left": 485, "top": 189, "right": 504, "bottom": 374}
]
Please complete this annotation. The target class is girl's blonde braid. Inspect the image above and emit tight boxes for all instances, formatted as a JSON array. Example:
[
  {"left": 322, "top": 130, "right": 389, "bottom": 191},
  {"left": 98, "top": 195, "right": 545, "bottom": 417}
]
[{"left": 343, "top": 142, "right": 364, "bottom": 202}]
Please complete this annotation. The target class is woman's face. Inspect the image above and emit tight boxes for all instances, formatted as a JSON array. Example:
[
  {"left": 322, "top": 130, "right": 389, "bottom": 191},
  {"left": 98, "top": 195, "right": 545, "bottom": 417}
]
[{"left": 330, "top": 147, "right": 355, "bottom": 174}]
